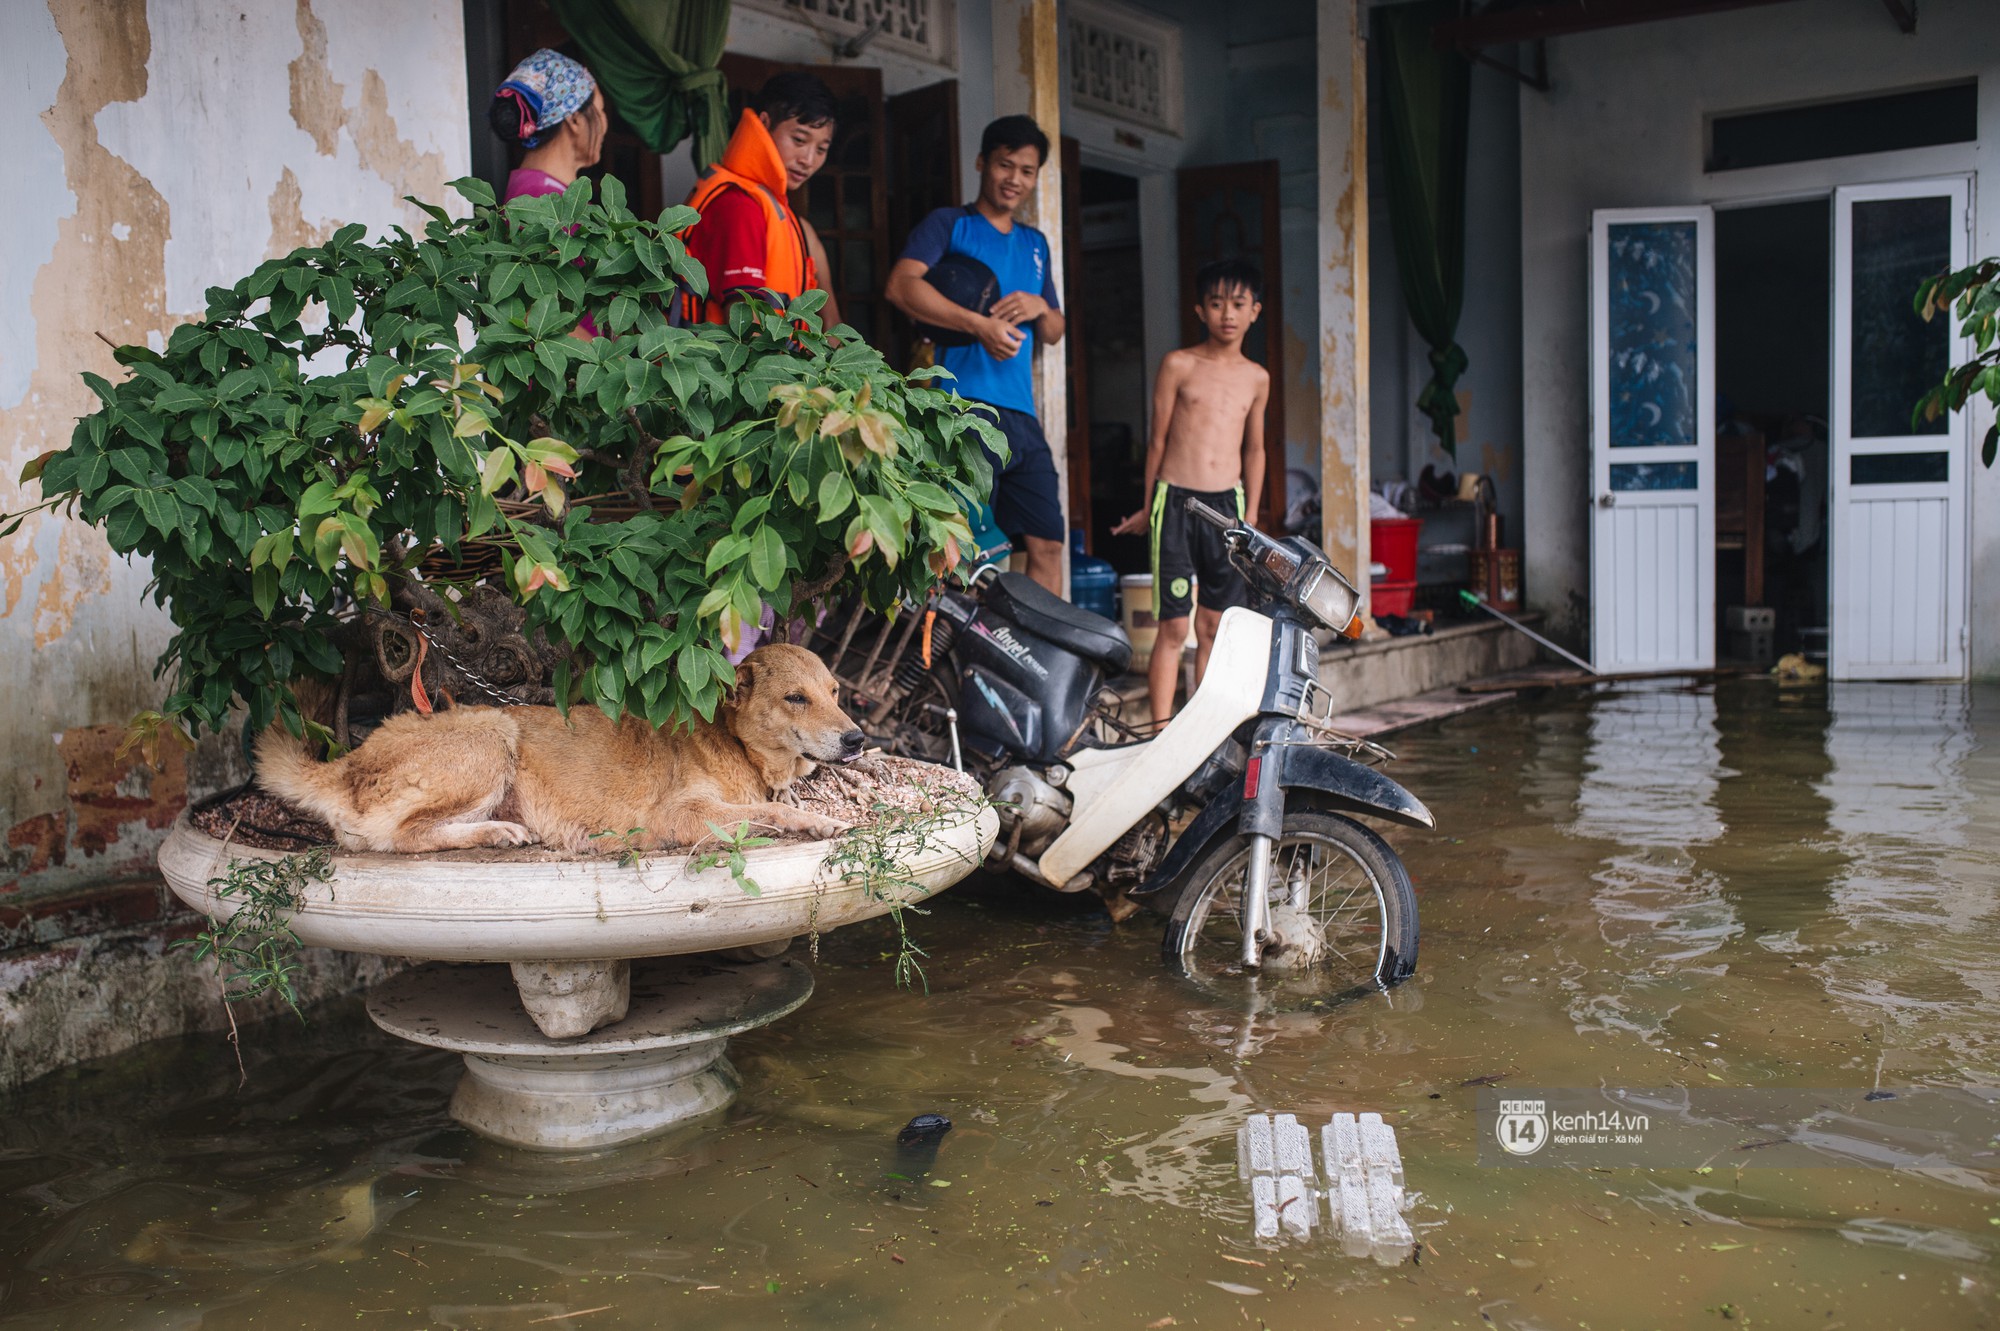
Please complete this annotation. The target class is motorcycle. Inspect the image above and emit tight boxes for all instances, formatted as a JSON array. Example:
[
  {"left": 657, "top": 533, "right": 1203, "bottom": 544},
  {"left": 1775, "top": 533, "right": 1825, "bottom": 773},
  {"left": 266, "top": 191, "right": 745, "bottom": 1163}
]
[{"left": 814, "top": 497, "right": 1434, "bottom": 993}]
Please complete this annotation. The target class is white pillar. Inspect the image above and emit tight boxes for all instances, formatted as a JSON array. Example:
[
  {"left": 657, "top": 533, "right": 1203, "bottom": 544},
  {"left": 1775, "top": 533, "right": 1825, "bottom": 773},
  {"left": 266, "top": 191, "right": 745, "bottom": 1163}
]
[
  {"left": 1317, "top": 0, "right": 1370, "bottom": 606},
  {"left": 991, "top": 0, "right": 1069, "bottom": 594}
]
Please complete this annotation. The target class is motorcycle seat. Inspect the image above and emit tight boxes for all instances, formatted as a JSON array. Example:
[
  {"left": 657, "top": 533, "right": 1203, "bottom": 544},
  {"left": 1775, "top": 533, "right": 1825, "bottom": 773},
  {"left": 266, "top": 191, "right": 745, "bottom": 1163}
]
[{"left": 986, "top": 572, "right": 1134, "bottom": 675}]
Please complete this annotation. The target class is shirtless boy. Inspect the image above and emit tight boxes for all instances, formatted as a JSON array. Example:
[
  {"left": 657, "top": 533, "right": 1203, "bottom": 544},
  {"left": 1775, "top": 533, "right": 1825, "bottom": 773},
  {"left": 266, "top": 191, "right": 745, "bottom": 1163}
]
[{"left": 1111, "top": 259, "right": 1269, "bottom": 724}]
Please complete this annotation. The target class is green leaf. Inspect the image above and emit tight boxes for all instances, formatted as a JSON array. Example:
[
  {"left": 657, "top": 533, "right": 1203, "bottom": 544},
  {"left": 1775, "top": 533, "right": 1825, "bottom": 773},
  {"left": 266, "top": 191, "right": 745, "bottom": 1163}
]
[
  {"left": 705, "top": 533, "right": 751, "bottom": 575},
  {"left": 817, "top": 470, "right": 853, "bottom": 521},
  {"left": 696, "top": 584, "right": 733, "bottom": 619},
  {"left": 525, "top": 294, "right": 564, "bottom": 341},
  {"left": 479, "top": 444, "right": 517, "bottom": 495},
  {"left": 750, "top": 525, "right": 786, "bottom": 588},
  {"left": 312, "top": 516, "right": 345, "bottom": 572},
  {"left": 252, "top": 563, "right": 280, "bottom": 618},
  {"left": 297, "top": 480, "right": 338, "bottom": 518}
]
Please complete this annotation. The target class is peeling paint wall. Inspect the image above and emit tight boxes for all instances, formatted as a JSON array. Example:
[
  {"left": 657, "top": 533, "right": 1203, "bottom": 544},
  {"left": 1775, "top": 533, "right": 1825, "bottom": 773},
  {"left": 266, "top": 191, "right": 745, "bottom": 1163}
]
[{"left": 0, "top": 0, "right": 467, "bottom": 1085}]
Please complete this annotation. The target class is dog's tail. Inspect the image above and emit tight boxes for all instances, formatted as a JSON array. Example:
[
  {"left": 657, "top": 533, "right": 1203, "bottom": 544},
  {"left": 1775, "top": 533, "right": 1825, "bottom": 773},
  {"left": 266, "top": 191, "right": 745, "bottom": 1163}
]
[{"left": 252, "top": 685, "right": 349, "bottom": 829}]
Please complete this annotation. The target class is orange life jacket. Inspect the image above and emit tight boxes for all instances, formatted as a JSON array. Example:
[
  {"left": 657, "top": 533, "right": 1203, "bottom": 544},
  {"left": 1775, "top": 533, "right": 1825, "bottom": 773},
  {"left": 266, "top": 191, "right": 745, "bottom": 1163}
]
[{"left": 683, "top": 110, "right": 817, "bottom": 325}]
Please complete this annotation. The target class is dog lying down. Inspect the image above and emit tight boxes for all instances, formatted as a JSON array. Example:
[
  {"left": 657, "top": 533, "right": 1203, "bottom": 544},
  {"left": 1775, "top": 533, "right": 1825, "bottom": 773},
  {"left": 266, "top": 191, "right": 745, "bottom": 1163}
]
[{"left": 255, "top": 643, "right": 869, "bottom": 855}]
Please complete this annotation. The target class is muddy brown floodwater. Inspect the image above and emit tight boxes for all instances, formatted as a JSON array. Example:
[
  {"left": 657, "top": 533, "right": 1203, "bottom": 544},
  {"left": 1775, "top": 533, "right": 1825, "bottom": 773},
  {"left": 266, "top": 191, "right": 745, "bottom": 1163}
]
[{"left": 2, "top": 680, "right": 1997, "bottom": 1329}]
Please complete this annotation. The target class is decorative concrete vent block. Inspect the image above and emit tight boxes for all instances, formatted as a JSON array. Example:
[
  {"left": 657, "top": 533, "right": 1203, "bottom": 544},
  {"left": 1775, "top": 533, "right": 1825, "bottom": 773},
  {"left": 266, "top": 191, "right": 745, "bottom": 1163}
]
[{"left": 1238, "top": 1111, "right": 1414, "bottom": 1264}]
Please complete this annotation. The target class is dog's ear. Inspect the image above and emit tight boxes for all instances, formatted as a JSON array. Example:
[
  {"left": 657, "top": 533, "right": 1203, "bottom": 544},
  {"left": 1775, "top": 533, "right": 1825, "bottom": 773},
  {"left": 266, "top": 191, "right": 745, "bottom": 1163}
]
[{"left": 731, "top": 657, "right": 756, "bottom": 701}]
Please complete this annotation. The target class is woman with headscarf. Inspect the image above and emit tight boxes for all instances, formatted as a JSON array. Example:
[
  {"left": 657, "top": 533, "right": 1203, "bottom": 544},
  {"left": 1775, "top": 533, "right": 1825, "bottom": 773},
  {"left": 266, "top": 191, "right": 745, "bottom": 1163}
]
[
  {"left": 489, "top": 49, "right": 608, "bottom": 337},
  {"left": 490, "top": 49, "right": 608, "bottom": 210}
]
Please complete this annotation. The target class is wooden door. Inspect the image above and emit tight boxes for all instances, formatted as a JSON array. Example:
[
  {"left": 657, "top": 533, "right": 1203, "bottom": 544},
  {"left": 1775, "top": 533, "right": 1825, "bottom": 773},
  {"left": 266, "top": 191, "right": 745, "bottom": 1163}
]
[
  {"left": 1589, "top": 207, "right": 1716, "bottom": 672},
  {"left": 1061, "top": 136, "right": 1092, "bottom": 553},
  {"left": 719, "top": 56, "right": 889, "bottom": 345},
  {"left": 504, "top": 0, "right": 662, "bottom": 218},
  {"left": 1829, "top": 178, "right": 1971, "bottom": 680},
  {"left": 1176, "top": 162, "right": 1285, "bottom": 535},
  {"left": 885, "top": 79, "right": 962, "bottom": 366}
]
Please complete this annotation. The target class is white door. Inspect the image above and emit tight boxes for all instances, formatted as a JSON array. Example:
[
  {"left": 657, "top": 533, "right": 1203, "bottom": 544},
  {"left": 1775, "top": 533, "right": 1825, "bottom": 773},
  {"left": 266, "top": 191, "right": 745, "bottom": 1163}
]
[
  {"left": 1830, "top": 178, "right": 1971, "bottom": 680},
  {"left": 1590, "top": 208, "right": 1716, "bottom": 672}
]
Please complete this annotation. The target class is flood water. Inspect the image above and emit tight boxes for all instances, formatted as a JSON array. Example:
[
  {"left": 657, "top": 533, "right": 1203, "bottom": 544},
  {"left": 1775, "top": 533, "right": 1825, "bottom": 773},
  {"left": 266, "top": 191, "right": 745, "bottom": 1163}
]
[{"left": 3, "top": 679, "right": 1998, "bottom": 1329}]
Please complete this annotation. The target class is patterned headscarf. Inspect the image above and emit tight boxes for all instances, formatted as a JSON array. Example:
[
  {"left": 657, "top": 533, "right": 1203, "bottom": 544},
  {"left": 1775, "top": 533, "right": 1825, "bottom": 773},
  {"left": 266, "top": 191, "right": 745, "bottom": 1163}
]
[{"left": 495, "top": 49, "right": 596, "bottom": 149}]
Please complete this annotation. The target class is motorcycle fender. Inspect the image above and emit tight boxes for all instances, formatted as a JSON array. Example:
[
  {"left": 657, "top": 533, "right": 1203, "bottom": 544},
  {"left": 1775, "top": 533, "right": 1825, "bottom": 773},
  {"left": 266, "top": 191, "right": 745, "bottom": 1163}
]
[
  {"left": 1130, "top": 746, "right": 1434, "bottom": 902},
  {"left": 1136, "top": 739, "right": 1432, "bottom": 895},
  {"left": 1277, "top": 745, "right": 1435, "bottom": 830},
  {"left": 1128, "top": 789, "right": 1243, "bottom": 899}
]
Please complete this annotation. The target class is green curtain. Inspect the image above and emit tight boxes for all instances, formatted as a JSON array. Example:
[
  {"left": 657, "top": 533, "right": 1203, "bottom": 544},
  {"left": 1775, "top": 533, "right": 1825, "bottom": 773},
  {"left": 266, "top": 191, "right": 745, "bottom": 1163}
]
[
  {"left": 1374, "top": 1, "right": 1472, "bottom": 457},
  {"left": 548, "top": 0, "right": 733, "bottom": 170}
]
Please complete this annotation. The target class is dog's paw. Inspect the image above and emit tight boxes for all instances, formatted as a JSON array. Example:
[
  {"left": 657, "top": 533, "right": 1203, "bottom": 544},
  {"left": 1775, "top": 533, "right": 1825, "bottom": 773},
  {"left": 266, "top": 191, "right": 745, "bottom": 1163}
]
[
  {"left": 794, "top": 812, "right": 852, "bottom": 841},
  {"left": 488, "top": 821, "right": 536, "bottom": 847}
]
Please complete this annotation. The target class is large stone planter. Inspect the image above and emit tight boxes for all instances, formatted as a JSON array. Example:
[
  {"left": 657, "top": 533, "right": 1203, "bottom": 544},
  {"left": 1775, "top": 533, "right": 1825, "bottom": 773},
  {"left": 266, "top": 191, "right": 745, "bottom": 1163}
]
[{"left": 159, "top": 797, "right": 996, "bottom": 1149}]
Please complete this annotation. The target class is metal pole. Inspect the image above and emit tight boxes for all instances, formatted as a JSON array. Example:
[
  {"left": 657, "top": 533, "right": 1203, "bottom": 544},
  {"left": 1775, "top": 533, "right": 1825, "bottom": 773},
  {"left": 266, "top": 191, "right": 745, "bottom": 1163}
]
[{"left": 1457, "top": 590, "right": 1598, "bottom": 675}]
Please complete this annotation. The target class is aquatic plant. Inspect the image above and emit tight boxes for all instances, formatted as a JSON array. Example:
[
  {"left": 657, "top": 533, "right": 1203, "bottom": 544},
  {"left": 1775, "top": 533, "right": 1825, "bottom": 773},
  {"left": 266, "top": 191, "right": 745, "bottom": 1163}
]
[
  {"left": 814, "top": 783, "right": 990, "bottom": 990},
  {"left": 178, "top": 845, "right": 332, "bottom": 1017}
]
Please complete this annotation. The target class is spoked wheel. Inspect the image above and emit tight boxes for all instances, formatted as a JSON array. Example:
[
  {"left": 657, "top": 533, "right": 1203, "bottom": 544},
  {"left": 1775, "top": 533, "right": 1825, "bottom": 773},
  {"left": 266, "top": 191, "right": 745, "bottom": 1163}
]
[{"left": 1162, "top": 809, "right": 1418, "bottom": 1004}]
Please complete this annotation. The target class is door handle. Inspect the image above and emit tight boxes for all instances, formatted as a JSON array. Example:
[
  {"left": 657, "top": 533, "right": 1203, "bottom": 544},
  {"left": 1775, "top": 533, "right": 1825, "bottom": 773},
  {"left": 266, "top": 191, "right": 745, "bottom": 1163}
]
[{"left": 1598, "top": 493, "right": 1616, "bottom": 508}]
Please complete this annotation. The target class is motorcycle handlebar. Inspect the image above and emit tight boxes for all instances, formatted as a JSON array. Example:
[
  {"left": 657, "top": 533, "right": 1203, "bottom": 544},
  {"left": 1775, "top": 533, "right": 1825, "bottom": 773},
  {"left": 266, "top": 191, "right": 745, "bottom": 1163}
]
[{"left": 1183, "top": 496, "right": 1236, "bottom": 532}]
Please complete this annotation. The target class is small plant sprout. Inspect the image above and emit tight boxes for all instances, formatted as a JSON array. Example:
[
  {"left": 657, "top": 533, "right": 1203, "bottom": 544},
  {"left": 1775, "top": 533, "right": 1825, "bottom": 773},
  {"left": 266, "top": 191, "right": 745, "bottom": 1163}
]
[
  {"left": 690, "top": 820, "right": 776, "bottom": 897},
  {"left": 589, "top": 826, "right": 652, "bottom": 869}
]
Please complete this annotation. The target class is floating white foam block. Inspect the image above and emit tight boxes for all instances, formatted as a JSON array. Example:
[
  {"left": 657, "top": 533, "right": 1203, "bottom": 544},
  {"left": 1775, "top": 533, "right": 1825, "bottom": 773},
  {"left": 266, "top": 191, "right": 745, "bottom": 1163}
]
[
  {"left": 1359, "top": 1113, "right": 1405, "bottom": 1189},
  {"left": 1251, "top": 1175, "right": 1279, "bottom": 1240},
  {"left": 1245, "top": 1150, "right": 1316, "bottom": 1239},
  {"left": 1237, "top": 1110, "right": 1413, "bottom": 1265},
  {"left": 1238, "top": 1115, "right": 1275, "bottom": 1180},
  {"left": 1274, "top": 1113, "right": 1315, "bottom": 1180},
  {"left": 1276, "top": 1174, "right": 1314, "bottom": 1239}
]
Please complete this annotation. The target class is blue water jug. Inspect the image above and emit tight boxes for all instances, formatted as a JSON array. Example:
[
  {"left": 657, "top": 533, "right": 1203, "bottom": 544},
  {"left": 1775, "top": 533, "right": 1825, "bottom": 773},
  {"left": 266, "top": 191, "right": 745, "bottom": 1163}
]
[{"left": 1069, "top": 530, "right": 1118, "bottom": 619}]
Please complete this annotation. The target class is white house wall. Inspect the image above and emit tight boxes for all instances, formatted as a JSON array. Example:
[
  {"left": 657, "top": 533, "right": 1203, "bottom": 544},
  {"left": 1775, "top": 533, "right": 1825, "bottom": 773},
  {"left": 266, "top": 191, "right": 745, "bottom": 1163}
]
[
  {"left": 0, "top": 0, "right": 469, "bottom": 903},
  {"left": 1518, "top": 0, "right": 2000, "bottom": 669}
]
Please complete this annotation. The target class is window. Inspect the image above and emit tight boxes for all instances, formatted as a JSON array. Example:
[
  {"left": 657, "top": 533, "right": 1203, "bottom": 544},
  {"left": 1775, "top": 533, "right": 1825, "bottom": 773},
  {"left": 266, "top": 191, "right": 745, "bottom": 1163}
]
[
  {"left": 1707, "top": 82, "right": 1977, "bottom": 173},
  {"left": 736, "top": 0, "right": 956, "bottom": 68},
  {"left": 1066, "top": 0, "right": 1183, "bottom": 135}
]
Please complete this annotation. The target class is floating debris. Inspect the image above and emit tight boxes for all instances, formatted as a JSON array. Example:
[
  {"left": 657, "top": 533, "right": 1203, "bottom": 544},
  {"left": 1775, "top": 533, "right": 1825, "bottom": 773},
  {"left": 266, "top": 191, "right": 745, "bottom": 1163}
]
[{"left": 1237, "top": 1111, "right": 1415, "bottom": 1265}]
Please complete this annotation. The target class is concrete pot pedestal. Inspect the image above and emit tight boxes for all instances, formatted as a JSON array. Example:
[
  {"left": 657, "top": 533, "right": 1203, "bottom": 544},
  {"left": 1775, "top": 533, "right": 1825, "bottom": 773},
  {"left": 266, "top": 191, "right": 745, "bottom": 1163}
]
[
  {"left": 157, "top": 794, "right": 998, "bottom": 1152},
  {"left": 368, "top": 956, "right": 814, "bottom": 1150}
]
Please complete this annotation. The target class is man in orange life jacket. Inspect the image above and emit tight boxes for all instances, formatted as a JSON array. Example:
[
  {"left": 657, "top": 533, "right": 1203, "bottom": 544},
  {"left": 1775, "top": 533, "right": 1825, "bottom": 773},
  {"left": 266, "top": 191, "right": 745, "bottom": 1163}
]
[{"left": 682, "top": 73, "right": 839, "bottom": 325}]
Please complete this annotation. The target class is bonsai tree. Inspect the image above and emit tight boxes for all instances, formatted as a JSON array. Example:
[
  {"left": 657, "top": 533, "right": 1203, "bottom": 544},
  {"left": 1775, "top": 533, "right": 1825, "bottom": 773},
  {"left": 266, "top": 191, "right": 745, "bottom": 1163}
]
[
  {"left": 9, "top": 177, "right": 993, "bottom": 746},
  {"left": 1916, "top": 257, "right": 2000, "bottom": 467}
]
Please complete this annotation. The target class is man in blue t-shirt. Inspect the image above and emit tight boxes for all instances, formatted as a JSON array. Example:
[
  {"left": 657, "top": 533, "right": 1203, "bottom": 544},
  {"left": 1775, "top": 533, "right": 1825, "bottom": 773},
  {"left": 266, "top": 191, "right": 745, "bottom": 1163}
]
[{"left": 886, "top": 115, "right": 1067, "bottom": 595}]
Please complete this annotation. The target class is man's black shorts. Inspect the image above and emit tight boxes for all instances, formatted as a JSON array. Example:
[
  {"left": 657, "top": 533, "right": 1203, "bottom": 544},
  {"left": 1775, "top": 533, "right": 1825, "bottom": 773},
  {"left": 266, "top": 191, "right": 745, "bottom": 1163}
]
[
  {"left": 1150, "top": 482, "right": 1247, "bottom": 620},
  {"left": 973, "top": 404, "right": 1066, "bottom": 544}
]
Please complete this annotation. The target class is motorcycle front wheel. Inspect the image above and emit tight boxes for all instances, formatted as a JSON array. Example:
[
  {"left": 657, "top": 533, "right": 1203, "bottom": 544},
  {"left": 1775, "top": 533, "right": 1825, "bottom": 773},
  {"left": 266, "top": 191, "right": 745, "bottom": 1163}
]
[{"left": 1162, "top": 809, "right": 1418, "bottom": 998}]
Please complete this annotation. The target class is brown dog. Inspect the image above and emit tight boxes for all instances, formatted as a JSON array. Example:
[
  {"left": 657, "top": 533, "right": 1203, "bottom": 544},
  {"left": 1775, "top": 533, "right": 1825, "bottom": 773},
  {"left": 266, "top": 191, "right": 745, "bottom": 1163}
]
[{"left": 255, "top": 643, "right": 863, "bottom": 854}]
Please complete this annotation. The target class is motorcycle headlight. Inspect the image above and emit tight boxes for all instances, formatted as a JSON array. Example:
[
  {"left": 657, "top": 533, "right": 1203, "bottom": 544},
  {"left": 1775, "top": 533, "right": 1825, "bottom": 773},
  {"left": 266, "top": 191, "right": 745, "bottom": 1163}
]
[{"left": 1294, "top": 560, "right": 1361, "bottom": 634}]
